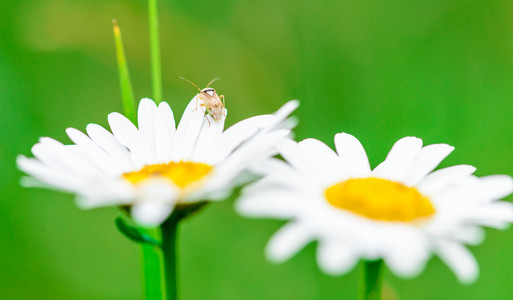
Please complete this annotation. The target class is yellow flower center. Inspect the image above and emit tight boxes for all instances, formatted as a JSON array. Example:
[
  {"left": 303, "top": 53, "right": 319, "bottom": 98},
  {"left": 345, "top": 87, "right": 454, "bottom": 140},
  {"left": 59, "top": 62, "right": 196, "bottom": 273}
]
[
  {"left": 123, "top": 161, "right": 213, "bottom": 188},
  {"left": 324, "top": 177, "right": 435, "bottom": 222}
]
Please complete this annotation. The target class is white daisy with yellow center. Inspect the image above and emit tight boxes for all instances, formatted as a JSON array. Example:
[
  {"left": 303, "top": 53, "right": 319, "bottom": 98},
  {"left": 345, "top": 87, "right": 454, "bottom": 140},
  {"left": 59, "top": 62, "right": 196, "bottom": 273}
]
[
  {"left": 18, "top": 97, "right": 298, "bottom": 226},
  {"left": 237, "top": 133, "right": 513, "bottom": 283}
]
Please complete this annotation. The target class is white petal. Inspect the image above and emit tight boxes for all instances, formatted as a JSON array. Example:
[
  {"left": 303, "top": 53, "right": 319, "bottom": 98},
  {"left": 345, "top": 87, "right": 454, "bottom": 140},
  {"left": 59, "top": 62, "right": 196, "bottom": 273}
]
[
  {"left": 66, "top": 127, "right": 121, "bottom": 176},
  {"left": 206, "top": 116, "right": 270, "bottom": 164},
  {"left": 249, "top": 158, "right": 292, "bottom": 176},
  {"left": 279, "top": 139, "right": 344, "bottom": 186},
  {"left": 74, "top": 181, "right": 134, "bottom": 208},
  {"left": 18, "top": 155, "right": 133, "bottom": 207},
  {"left": 316, "top": 240, "right": 358, "bottom": 275},
  {"left": 204, "top": 101, "right": 297, "bottom": 164},
  {"left": 477, "top": 175, "right": 513, "bottom": 200},
  {"left": 418, "top": 165, "right": 476, "bottom": 195},
  {"left": 107, "top": 112, "right": 138, "bottom": 146},
  {"left": 30, "top": 138, "right": 71, "bottom": 173},
  {"left": 373, "top": 137, "right": 423, "bottom": 182},
  {"left": 266, "top": 222, "right": 313, "bottom": 263},
  {"left": 435, "top": 240, "right": 478, "bottom": 284},
  {"left": 281, "top": 116, "right": 299, "bottom": 131},
  {"left": 196, "top": 187, "right": 232, "bottom": 202},
  {"left": 108, "top": 112, "right": 155, "bottom": 166},
  {"left": 189, "top": 108, "right": 226, "bottom": 161},
  {"left": 31, "top": 139, "right": 103, "bottom": 179},
  {"left": 154, "top": 102, "right": 176, "bottom": 163},
  {"left": 207, "top": 129, "right": 291, "bottom": 190},
  {"left": 137, "top": 98, "right": 158, "bottom": 151},
  {"left": 449, "top": 226, "right": 485, "bottom": 246},
  {"left": 220, "top": 115, "right": 274, "bottom": 136},
  {"left": 404, "top": 144, "right": 454, "bottom": 186},
  {"left": 20, "top": 176, "right": 56, "bottom": 189},
  {"left": 17, "top": 156, "right": 83, "bottom": 191},
  {"left": 442, "top": 175, "right": 513, "bottom": 205},
  {"left": 277, "top": 140, "right": 310, "bottom": 176},
  {"left": 273, "top": 100, "right": 299, "bottom": 121},
  {"left": 170, "top": 96, "right": 206, "bottom": 161},
  {"left": 237, "top": 187, "right": 305, "bottom": 219},
  {"left": 383, "top": 236, "right": 430, "bottom": 278},
  {"left": 86, "top": 123, "right": 135, "bottom": 172},
  {"left": 132, "top": 202, "right": 173, "bottom": 227},
  {"left": 334, "top": 133, "right": 371, "bottom": 177},
  {"left": 461, "top": 202, "right": 513, "bottom": 229},
  {"left": 131, "top": 179, "right": 178, "bottom": 226},
  {"left": 297, "top": 138, "right": 345, "bottom": 180},
  {"left": 260, "top": 100, "right": 299, "bottom": 133}
]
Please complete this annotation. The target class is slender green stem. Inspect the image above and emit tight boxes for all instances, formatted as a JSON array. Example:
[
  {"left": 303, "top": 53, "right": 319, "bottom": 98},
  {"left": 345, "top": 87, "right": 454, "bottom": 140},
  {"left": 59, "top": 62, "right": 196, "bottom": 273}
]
[
  {"left": 161, "top": 214, "right": 180, "bottom": 300},
  {"left": 112, "top": 20, "right": 136, "bottom": 123},
  {"left": 140, "top": 227, "right": 164, "bottom": 300},
  {"left": 359, "top": 260, "right": 383, "bottom": 300},
  {"left": 148, "top": 0, "right": 163, "bottom": 104}
]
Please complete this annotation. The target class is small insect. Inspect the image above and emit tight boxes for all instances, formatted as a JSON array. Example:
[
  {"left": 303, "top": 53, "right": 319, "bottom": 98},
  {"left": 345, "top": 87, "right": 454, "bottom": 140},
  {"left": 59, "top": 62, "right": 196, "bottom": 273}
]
[{"left": 180, "top": 77, "right": 226, "bottom": 123}]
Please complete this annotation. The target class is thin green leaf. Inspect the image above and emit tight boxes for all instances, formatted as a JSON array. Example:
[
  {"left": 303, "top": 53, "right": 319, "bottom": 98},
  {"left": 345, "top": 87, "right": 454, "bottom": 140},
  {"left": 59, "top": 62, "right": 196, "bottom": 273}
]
[
  {"left": 148, "top": 0, "right": 162, "bottom": 104},
  {"left": 112, "top": 19, "right": 137, "bottom": 123},
  {"left": 115, "top": 215, "right": 161, "bottom": 246}
]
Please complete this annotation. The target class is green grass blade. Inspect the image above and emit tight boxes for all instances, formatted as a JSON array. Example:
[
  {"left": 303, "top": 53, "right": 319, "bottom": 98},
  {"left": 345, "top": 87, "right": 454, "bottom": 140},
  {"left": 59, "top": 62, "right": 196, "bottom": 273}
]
[
  {"left": 114, "top": 22, "right": 161, "bottom": 299},
  {"left": 113, "top": 19, "right": 137, "bottom": 123},
  {"left": 148, "top": 0, "right": 163, "bottom": 104}
]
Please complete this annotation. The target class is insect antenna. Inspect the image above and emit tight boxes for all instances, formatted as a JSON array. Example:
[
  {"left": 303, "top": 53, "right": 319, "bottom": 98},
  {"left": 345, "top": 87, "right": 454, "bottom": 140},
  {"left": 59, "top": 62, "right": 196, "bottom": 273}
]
[
  {"left": 206, "top": 77, "right": 220, "bottom": 88},
  {"left": 179, "top": 77, "right": 201, "bottom": 92}
]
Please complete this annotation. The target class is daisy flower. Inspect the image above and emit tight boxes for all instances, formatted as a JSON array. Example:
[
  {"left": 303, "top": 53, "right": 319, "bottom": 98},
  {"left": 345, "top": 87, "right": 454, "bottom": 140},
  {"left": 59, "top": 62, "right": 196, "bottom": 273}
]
[
  {"left": 237, "top": 133, "right": 513, "bottom": 283},
  {"left": 18, "top": 97, "right": 298, "bottom": 227}
]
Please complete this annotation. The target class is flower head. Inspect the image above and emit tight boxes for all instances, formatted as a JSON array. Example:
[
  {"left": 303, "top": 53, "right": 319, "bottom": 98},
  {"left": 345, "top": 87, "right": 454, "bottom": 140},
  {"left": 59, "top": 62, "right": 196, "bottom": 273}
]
[
  {"left": 237, "top": 133, "right": 513, "bottom": 283},
  {"left": 18, "top": 97, "right": 298, "bottom": 226}
]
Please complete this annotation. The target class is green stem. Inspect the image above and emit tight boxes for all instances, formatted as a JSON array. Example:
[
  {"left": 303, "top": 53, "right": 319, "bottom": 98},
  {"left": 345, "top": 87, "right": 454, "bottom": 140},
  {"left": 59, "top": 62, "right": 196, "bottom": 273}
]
[
  {"left": 161, "top": 214, "right": 180, "bottom": 300},
  {"left": 148, "top": 0, "right": 163, "bottom": 104},
  {"left": 140, "top": 228, "right": 164, "bottom": 300},
  {"left": 359, "top": 260, "right": 383, "bottom": 300}
]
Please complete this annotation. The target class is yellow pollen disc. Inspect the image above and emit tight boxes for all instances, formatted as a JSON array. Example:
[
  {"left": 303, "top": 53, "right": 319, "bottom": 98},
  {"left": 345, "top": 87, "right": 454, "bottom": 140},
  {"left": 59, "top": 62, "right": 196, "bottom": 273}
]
[
  {"left": 324, "top": 178, "right": 435, "bottom": 222},
  {"left": 123, "top": 161, "right": 213, "bottom": 188}
]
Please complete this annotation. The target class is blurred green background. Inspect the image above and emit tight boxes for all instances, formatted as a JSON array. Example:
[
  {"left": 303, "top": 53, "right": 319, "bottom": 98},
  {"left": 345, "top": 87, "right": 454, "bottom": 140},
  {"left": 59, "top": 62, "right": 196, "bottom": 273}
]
[{"left": 2, "top": 0, "right": 513, "bottom": 299}]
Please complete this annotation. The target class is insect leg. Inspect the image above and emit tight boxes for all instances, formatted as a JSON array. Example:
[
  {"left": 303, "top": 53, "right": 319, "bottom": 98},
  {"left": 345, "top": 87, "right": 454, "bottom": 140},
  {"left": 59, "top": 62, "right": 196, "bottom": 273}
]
[
  {"left": 201, "top": 106, "right": 212, "bottom": 126},
  {"left": 203, "top": 110, "right": 211, "bottom": 126},
  {"left": 193, "top": 95, "right": 201, "bottom": 111},
  {"left": 219, "top": 95, "right": 226, "bottom": 117}
]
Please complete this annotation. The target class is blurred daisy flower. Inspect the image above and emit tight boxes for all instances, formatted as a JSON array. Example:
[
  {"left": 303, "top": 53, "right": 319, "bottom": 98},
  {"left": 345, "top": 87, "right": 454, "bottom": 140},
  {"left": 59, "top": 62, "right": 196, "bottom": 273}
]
[
  {"left": 237, "top": 133, "right": 513, "bottom": 283},
  {"left": 18, "top": 97, "right": 298, "bottom": 227}
]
